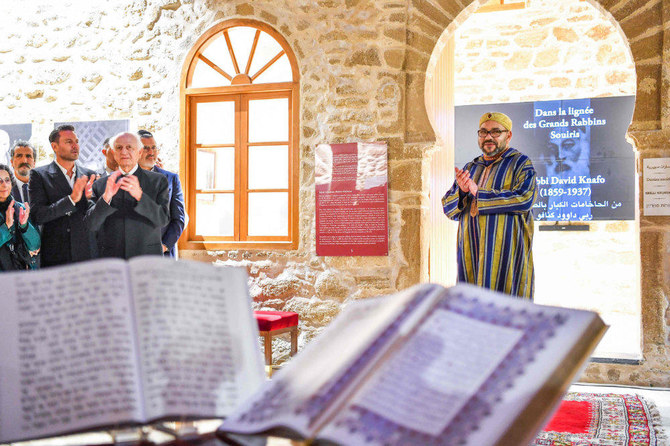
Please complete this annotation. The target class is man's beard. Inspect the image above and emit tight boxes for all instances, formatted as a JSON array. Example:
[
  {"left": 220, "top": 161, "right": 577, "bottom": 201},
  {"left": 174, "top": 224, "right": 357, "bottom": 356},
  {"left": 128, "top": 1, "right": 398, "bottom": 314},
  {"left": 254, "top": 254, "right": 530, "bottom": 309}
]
[
  {"left": 480, "top": 140, "right": 507, "bottom": 158},
  {"left": 16, "top": 164, "right": 31, "bottom": 176}
]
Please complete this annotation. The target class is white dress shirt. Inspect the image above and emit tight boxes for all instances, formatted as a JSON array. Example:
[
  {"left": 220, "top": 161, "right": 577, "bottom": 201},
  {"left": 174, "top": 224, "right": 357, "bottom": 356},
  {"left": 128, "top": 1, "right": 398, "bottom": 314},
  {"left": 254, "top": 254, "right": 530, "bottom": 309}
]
[{"left": 55, "top": 160, "right": 78, "bottom": 206}]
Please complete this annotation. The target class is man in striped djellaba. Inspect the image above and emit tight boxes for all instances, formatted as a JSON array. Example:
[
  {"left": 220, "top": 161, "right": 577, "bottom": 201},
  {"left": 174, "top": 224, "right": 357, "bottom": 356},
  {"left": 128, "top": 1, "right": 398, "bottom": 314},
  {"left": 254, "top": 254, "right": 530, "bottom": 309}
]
[{"left": 442, "top": 112, "right": 538, "bottom": 299}]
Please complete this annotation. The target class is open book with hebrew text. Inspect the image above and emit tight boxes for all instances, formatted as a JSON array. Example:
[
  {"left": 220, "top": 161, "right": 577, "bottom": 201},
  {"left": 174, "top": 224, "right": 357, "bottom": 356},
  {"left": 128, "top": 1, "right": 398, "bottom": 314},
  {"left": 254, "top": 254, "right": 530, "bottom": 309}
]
[
  {"left": 218, "top": 283, "right": 606, "bottom": 446},
  {"left": 0, "top": 257, "right": 265, "bottom": 444}
]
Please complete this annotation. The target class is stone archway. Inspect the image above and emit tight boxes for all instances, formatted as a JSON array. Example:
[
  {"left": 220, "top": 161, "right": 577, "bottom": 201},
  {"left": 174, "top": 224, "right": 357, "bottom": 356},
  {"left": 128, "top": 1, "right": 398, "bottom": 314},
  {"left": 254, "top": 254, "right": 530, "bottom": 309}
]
[{"left": 414, "top": 0, "right": 670, "bottom": 385}]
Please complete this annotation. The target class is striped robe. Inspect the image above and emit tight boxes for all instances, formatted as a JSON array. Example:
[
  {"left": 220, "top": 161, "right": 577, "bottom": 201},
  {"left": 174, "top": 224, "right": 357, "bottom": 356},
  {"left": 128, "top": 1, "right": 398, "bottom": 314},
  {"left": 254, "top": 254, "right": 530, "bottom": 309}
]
[{"left": 442, "top": 148, "right": 537, "bottom": 299}]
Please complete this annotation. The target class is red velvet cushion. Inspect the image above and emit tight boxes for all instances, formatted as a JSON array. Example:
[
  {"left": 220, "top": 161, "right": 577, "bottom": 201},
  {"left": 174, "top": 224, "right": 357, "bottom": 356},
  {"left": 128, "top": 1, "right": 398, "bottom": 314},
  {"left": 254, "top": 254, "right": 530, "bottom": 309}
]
[{"left": 254, "top": 311, "right": 299, "bottom": 331}]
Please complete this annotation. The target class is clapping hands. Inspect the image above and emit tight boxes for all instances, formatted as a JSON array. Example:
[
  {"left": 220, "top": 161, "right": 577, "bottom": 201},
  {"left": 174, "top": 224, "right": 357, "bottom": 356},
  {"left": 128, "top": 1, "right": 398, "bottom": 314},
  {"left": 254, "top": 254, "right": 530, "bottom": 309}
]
[
  {"left": 70, "top": 175, "right": 97, "bottom": 203},
  {"left": 102, "top": 171, "right": 143, "bottom": 203},
  {"left": 455, "top": 167, "right": 478, "bottom": 196},
  {"left": 18, "top": 202, "right": 30, "bottom": 226},
  {"left": 5, "top": 200, "right": 14, "bottom": 228}
]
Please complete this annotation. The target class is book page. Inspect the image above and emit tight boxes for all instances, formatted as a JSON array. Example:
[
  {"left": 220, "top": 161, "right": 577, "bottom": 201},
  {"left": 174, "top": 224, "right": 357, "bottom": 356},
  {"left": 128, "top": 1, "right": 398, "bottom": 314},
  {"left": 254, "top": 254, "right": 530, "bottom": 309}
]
[
  {"left": 0, "top": 260, "right": 143, "bottom": 443},
  {"left": 219, "top": 284, "right": 443, "bottom": 438},
  {"left": 352, "top": 310, "right": 523, "bottom": 435},
  {"left": 320, "top": 284, "right": 603, "bottom": 446},
  {"left": 128, "top": 257, "right": 265, "bottom": 421}
]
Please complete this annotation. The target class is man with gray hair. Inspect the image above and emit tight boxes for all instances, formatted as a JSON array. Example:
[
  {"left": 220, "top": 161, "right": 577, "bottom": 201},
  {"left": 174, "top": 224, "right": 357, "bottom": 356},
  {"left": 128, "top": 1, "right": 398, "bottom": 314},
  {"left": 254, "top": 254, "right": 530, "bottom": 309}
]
[
  {"left": 86, "top": 132, "right": 169, "bottom": 259},
  {"left": 10, "top": 140, "right": 35, "bottom": 203},
  {"left": 138, "top": 129, "right": 185, "bottom": 258}
]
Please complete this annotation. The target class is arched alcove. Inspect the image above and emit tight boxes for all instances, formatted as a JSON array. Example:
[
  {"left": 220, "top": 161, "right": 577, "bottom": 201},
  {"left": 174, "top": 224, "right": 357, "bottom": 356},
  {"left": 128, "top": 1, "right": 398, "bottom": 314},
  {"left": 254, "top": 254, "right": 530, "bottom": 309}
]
[{"left": 425, "top": 0, "right": 640, "bottom": 358}]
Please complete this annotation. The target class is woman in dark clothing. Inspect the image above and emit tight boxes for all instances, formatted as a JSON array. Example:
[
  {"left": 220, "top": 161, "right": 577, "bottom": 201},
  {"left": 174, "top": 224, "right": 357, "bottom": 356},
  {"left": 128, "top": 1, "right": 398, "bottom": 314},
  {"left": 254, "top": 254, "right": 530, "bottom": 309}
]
[{"left": 0, "top": 164, "right": 40, "bottom": 271}]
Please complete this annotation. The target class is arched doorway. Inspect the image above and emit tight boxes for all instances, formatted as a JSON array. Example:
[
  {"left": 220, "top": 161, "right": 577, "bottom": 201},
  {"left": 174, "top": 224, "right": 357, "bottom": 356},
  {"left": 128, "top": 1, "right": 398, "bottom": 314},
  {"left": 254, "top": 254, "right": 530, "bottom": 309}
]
[{"left": 425, "top": 0, "right": 640, "bottom": 358}]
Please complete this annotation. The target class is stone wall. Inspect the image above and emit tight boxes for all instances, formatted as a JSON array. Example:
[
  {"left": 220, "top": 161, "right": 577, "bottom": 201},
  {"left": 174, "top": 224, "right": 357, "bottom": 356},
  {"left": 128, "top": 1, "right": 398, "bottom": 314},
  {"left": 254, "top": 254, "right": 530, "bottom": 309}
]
[
  {"left": 1, "top": 0, "right": 669, "bottom": 383},
  {"left": 453, "top": 0, "right": 636, "bottom": 103}
]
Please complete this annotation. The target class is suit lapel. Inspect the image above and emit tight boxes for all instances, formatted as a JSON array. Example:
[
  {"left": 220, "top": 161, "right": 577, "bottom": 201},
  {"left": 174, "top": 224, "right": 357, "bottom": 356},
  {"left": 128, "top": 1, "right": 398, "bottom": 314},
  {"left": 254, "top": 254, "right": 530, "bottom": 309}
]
[
  {"left": 74, "top": 163, "right": 89, "bottom": 180},
  {"left": 47, "top": 161, "right": 74, "bottom": 194},
  {"left": 11, "top": 185, "right": 22, "bottom": 203}
]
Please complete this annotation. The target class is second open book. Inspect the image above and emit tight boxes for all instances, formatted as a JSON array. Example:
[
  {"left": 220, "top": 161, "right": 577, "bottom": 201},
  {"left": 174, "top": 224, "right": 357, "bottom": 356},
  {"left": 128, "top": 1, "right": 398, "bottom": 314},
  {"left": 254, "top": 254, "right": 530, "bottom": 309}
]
[{"left": 219, "top": 283, "right": 606, "bottom": 446}]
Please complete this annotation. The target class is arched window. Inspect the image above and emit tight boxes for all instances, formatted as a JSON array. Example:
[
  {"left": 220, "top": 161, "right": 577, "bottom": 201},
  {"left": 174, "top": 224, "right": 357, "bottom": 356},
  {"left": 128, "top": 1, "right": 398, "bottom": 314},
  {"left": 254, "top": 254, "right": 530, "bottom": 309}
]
[{"left": 180, "top": 19, "right": 300, "bottom": 250}]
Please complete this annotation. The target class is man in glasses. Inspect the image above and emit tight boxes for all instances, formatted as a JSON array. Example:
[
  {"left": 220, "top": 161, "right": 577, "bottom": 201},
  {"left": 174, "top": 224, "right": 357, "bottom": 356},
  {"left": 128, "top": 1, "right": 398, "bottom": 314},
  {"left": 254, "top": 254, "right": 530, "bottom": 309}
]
[
  {"left": 442, "top": 112, "right": 537, "bottom": 299},
  {"left": 138, "top": 130, "right": 185, "bottom": 258}
]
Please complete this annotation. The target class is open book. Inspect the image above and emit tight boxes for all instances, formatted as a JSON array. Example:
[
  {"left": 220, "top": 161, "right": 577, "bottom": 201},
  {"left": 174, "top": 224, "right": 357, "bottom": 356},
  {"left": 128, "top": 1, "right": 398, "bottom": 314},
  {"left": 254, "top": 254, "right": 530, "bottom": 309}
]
[
  {"left": 219, "top": 283, "right": 606, "bottom": 446},
  {"left": 0, "top": 257, "right": 265, "bottom": 444}
]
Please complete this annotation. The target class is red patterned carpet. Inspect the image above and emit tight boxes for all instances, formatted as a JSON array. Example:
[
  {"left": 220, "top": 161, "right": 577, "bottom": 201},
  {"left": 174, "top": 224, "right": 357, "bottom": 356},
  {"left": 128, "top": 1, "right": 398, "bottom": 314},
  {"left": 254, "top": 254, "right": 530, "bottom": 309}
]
[{"left": 534, "top": 392, "right": 666, "bottom": 446}]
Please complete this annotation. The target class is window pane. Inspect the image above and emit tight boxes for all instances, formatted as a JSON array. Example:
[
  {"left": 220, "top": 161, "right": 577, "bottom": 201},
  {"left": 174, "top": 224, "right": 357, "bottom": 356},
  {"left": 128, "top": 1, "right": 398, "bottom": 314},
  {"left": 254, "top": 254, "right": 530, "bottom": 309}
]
[
  {"left": 195, "top": 193, "right": 234, "bottom": 236},
  {"left": 191, "top": 61, "right": 230, "bottom": 88},
  {"left": 196, "top": 102, "right": 235, "bottom": 145},
  {"left": 197, "top": 147, "right": 235, "bottom": 190},
  {"left": 248, "top": 145, "right": 288, "bottom": 189},
  {"left": 254, "top": 54, "right": 293, "bottom": 84},
  {"left": 249, "top": 31, "right": 283, "bottom": 78},
  {"left": 228, "top": 26, "right": 258, "bottom": 74},
  {"left": 201, "top": 35, "right": 236, "bottom": 77},
  {"left": 248, "top": 98, "right": 288, "bottom": 143},
  {"left": 248, "top": 192, "right": 288, "bottom": 236}
]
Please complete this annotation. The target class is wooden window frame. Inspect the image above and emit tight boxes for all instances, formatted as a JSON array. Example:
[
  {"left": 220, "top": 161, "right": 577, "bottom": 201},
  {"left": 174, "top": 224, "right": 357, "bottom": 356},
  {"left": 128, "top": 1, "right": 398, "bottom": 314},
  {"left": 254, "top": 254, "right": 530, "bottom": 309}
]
[{"left": 179, "top": 19, "right": 300, "bottom": 251}]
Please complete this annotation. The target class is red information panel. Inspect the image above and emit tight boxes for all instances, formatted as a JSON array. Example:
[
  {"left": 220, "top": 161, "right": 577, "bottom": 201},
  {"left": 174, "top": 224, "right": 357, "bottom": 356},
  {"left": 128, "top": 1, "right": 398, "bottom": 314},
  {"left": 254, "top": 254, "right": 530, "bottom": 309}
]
[{"left": 315, "top": 142, "right": 388, "bottom": 256}]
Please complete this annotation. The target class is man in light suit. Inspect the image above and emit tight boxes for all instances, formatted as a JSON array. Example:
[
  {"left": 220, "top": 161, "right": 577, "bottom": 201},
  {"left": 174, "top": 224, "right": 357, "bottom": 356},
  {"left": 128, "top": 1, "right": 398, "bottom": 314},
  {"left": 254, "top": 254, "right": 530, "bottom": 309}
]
[
  {"left": 86, "top": 132, "right": 169, "bottom": 259},
  {"left": 29, "top": 125, "right": 97, "bottom": 267},
  {"left": 138, "top": 130, "right": 186, "bottom": 258},
  {"left": 10, "top": 140, "right": 35, "bottom": 204}
]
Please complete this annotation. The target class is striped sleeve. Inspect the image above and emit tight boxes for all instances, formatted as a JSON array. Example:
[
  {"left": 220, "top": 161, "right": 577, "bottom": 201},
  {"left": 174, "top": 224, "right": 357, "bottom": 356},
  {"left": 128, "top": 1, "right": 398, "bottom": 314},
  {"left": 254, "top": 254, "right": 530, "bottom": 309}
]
[
  {"left": 443, "top": 182, "right": 476, "bottom": 221},
  {"left": 476, "top": 157, "right": 537, "bottom": 214},
  {"left": 442, "top": 163, "right": 474, "bottom": 220}
]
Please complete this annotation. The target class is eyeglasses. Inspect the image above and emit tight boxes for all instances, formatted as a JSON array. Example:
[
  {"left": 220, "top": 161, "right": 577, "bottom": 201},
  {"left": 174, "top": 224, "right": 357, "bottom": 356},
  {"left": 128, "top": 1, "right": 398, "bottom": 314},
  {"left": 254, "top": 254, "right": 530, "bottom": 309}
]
[
  {"left": 477, "top": 129, "right": 509, "bottom": 138},
  {"left": 0, "top": 177, "right": 12, "bottom": 185}
]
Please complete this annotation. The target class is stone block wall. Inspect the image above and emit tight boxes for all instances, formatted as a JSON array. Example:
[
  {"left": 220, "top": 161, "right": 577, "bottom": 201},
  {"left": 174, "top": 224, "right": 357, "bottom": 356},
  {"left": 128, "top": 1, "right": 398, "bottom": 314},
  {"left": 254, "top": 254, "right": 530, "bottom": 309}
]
[{"left": 453, "top": 0, "right": 636, "bottom": 104}]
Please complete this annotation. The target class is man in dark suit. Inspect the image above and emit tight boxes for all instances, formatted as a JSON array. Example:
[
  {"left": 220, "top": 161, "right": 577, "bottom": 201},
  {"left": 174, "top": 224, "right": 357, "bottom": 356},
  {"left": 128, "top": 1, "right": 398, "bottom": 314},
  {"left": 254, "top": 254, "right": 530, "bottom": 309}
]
[
  {"left": 86, "top": 132, "right": 169, "bottom": 259},
  {"left": 10, "top": 140, "right": 36, "bottom": 204},
  {"left": 29, "top": 125, "right": 97, "bottom": 267},
  {"left": 138, "top": 130, "right": 186, "bottom": 258}
]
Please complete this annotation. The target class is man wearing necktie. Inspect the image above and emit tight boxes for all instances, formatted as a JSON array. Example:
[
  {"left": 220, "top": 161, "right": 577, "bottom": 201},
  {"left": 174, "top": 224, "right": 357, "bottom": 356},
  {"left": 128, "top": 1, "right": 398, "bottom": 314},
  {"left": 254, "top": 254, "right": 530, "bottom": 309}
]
[
  {"left": 10, "top": 140, "right": 35, "bottom": 204},
  {"left": 29, "top": 125, "right": 97, "bottom": 267},
  {"left": 86, "top": 132, "right": 169, "bottom": 259}
]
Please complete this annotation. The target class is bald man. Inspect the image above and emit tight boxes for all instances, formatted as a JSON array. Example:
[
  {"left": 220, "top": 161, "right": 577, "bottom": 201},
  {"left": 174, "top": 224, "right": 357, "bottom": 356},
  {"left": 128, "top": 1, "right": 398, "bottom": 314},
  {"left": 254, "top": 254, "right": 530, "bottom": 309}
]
[
  {"left": 86, "top": 132, "right": 169, "bottom": 259},
  {"left": 442, "top": 112, "right": 538, "bottom": 299}
]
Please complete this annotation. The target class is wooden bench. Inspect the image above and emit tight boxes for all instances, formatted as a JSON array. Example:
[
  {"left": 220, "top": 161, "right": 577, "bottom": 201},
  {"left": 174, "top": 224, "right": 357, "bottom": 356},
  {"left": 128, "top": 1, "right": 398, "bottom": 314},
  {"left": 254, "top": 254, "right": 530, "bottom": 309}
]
[{"left": 253, "top": 311, "right": 299, "bottom": 367}]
